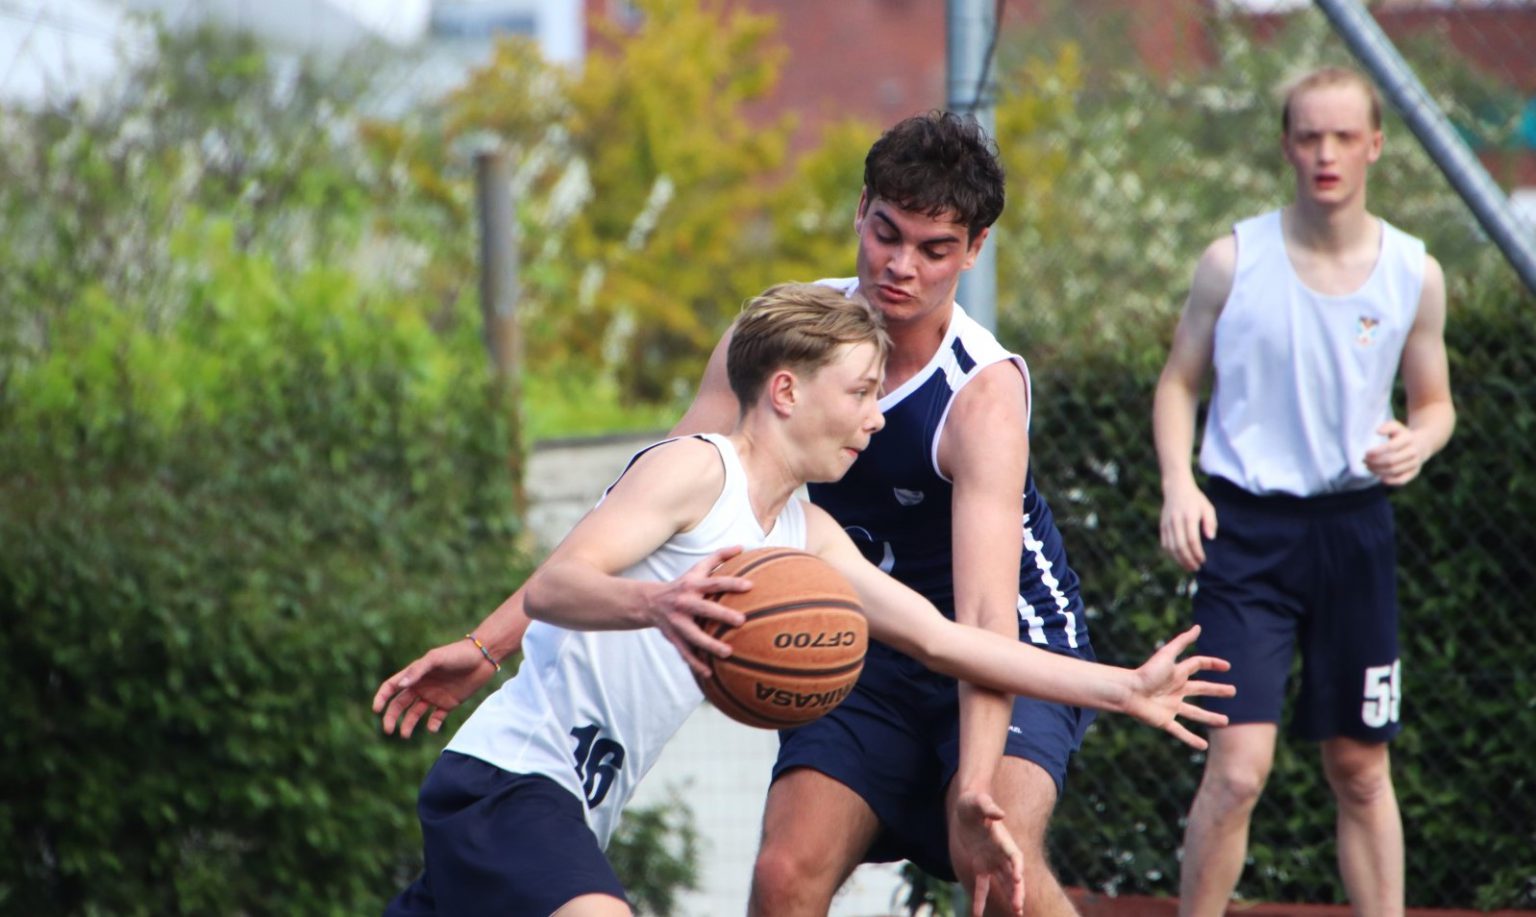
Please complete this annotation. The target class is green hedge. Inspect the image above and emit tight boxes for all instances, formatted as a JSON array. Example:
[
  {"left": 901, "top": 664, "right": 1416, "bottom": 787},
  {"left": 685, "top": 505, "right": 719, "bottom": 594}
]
[
  {"left": 0, "top": 229, "right": 527, "bottom": 915},
  {"left": 1033, "top": 271, "right": 1536, "bottom": 909}
]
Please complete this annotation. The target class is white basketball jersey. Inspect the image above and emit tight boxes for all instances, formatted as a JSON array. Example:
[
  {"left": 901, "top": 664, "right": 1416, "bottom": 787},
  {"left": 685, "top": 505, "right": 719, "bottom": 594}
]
[
  {"left": 1199, "top": 210, "right": 1426, "bottom": 496},
  {"left": 445, "top": 433, "right": 807, "bottom": 847}
]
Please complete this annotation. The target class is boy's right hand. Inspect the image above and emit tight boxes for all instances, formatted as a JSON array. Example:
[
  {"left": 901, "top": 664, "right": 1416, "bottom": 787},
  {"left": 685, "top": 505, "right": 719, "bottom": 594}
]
[
  {"left": 373, "top": 640, "right": 498, "bottom": 739},
  {"left": 646, "top": 547, "right": 751, "bottom": 679},
  {"left": 1124, "top": 625, "right": 1236, "bottom": 749},
  {"left": 1159, "top": 479, "right": 1217, "bottom": 571}
]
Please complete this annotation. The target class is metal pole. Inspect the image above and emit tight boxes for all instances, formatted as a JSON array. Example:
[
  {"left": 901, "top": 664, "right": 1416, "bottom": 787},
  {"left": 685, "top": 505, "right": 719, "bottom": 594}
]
[
  {"left": 1315, "top": 0, "right": 1536, "bottom": 295},
  {"left": 475, "top": 146, "right": 526, "bottom": 515},
  {"left": 947, "top": 0, "right": 999, "bottom": 332}
]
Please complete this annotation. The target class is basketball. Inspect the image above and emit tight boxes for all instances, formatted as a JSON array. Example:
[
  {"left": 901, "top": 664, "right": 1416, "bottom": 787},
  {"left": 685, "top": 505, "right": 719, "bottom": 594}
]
[{"left": 697, "top": 547, "right": 868, "bottom": 729}]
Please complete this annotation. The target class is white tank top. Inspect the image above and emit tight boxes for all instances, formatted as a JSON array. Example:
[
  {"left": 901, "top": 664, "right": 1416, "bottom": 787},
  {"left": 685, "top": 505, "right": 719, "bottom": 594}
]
[
  {"left": 445, "top": 433, "right": 807, "bottom": 847},
  {"left": 1199, "top": 210, "right": 1425, "bottom": 496}
]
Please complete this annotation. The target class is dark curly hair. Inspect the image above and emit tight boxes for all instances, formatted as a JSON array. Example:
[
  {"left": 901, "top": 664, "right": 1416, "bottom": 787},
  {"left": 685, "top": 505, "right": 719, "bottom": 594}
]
[{"left": 863, "top": 110, "right": 1006, "bottom": 241}]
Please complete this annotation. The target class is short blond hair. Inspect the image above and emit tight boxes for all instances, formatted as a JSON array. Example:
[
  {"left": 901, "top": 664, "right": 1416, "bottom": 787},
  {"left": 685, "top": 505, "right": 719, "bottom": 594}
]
[
  {"left": 1280, "top": 66, "right": 1382, "bottom": 134},
  {"left": 727, "top": 283, "right": 890, "bottom": 407}
]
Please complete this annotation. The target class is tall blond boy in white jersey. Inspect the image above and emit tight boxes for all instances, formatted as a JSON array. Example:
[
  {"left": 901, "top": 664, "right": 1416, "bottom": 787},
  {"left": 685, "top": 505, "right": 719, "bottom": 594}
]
[
  {"left": 385, "top": 284, "right": 1235, "bottom": 917},
  {"left": 1153, "top": 68, "right": 1454, "bottom": 917}
]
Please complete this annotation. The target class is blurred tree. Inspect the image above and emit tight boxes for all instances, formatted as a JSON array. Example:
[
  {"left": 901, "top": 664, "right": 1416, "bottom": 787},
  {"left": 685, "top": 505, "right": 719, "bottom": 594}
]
[
  {"left": 365, "top": 0, "right": 860, "bottom": 412},
  {"left": 990, "top": 12, "right": 1515, "bottom": 365}
]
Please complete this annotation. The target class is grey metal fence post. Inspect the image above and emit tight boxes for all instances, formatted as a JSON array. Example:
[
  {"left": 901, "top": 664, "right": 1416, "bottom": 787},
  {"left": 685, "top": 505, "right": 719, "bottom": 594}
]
[{"left": 948, "top": 0, "right": 999, "bottom": 332}]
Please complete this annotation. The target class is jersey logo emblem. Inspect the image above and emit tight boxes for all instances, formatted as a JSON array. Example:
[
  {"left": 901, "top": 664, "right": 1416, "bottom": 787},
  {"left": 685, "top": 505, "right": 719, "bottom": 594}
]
[
  {"left": 1355, "top": 315, "right": 1381, "bottom": 347},
  {"left": 893, "top": 488, "right": 925, "bottom": 506}
]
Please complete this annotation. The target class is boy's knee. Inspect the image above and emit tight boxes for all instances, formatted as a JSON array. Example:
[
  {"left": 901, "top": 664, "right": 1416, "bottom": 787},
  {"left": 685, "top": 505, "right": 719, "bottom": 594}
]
[
  {"left": 1323, "top": 756, "right": 1393, "bottom": 808},
  {"left": 1201, "top": 760, "right": 1270, "bottom": 812},
  {"left": 750, "top": 843, "right": 828, "bottom": 912},
  {"left": 1321, "top": 739, "right": 1393, "bottom": 807}
]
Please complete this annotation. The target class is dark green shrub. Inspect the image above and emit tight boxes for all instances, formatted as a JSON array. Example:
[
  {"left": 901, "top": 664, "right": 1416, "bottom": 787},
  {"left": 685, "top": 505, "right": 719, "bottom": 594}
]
[{"left": 0, "top": 223, "right": 528, "bottom": 915}]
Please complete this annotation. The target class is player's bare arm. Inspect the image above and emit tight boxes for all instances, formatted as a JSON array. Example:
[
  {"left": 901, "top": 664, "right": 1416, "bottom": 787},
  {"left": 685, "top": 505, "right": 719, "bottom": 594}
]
[
  {"left": 1365, "top": 254, "right": 1456, "bottom": 486},
  {"left": 375, "top": 329, "right": 745, "bottom": 739},
  {"left": 808, "top": 507, "right": 1236, "bottom": 748},
  {"left": 1153, "top": 235, "right": 1236, "bottom": 572},
  {"left": 672, "top": 326, "right": 743, "bottom": 437},
  {"left": 372, "top": 587, "right": 534, "bottom": 738},
  {"left": 524, "top": 438, "right": 752, "bottom": 674},
  {"left": 937, "top": 361, "right": 1032, "bottom": 915}
]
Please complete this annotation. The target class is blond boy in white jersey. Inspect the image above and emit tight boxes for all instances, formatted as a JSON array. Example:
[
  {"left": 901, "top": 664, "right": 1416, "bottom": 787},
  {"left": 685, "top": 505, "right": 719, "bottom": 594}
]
[{"left": 1153, "top": 68, "right": 1455, "bottom": 917}]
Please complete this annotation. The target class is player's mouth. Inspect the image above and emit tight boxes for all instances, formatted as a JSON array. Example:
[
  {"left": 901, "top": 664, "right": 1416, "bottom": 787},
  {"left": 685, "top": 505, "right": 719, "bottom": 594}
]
[
  {"left": 1315, "top": 174, "right": 1341, "bottom": 190},
  {"left": 876, "top": 284, "right": 913, "bottom": 303}
]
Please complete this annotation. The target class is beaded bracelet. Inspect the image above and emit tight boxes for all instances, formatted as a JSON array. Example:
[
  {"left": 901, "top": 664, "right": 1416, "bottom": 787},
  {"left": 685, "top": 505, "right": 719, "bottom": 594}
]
[{"left": 465, "top": 633, "right": 502, "bottom": 672}]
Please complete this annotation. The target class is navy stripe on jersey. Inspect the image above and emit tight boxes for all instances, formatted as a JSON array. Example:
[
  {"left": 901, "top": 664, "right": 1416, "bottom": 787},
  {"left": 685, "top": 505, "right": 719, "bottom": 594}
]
[{"left": 951, "top": 337, "right": 976, "bottom": 374}]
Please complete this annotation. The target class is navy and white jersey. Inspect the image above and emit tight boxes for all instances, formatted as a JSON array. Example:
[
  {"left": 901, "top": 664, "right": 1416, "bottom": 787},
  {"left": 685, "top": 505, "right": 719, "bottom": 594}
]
[
  {"left": 808, "top": 278, "right": 1087, "bottom": 651},
  {"left": 446, "top": 434, "right": 807, "bottom": 847},
  {"left": 1200, "top": 210, "right": 1426, "bottom": 497}
]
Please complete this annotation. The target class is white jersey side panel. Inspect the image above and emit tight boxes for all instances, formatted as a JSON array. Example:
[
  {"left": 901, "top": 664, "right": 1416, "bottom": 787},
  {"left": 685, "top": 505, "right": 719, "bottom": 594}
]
[
  {"left": 445, "top": 433, "right": 807, "bottom": 848},
  {"left": 1199, "top": 210, "right": 1426, "bottom": 496}
]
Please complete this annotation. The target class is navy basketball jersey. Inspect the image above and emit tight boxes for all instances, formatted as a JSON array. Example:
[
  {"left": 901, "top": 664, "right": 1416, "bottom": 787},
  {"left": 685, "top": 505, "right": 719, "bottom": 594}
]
[{"left": 808, "top": 280, "right": 1087, "bottom": 651}]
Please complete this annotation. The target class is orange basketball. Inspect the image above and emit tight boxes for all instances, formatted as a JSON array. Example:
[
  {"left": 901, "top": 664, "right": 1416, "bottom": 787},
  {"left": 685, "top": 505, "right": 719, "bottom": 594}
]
[{"left": 697, "top": 547, "right": 868, "bottom": 729}]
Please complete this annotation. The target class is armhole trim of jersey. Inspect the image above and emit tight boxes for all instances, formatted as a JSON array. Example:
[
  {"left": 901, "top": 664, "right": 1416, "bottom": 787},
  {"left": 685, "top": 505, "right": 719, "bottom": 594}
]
[{"left": 930, "top": 354, "right": 1029, "bottom": 484}]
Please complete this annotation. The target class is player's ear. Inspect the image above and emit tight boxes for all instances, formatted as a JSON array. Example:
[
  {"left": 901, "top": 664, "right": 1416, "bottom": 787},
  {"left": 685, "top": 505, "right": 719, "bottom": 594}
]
[
  {"left": 854, "top": 188, "right": 869, "bottom": 234},
  {"left": 767, "top": 368, "right": 798, "bottom": 417},
  {"left": 961, "top": 226, "right": 989, "bottom": 270}
]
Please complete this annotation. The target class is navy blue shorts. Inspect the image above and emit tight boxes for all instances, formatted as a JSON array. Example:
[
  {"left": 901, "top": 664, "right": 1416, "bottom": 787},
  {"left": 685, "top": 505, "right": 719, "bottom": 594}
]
[
  {"left": 384, "top": 751, "right": 628, "bottom": 917},
  {"left": 772, "top": 638, "right": 1096, "bottom": 880},
  {"left": 1193, "top": 477, "right": 1402, "bottom": 742}
]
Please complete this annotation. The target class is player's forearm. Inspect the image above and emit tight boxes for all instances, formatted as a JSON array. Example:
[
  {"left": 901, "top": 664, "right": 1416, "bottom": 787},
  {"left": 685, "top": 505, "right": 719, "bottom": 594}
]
[
  {"left": 1152, "top": 377, "right": 1201, "bottom": 489},
  {"left": 954, "top": 684, "right": 1011, "bottom": 793},
  {"left": 951, "top": 593, "right": 1018, "bottom": 791},
  {"left": 916, "top": 625, "right": 1136, "bottom": 713},
  {"left": 1408, "top": 400, "right": 1457, "bottom": 461},
  {"left": 524, "top": 560, "right": 656, "bottom": 631},
  {"left": 472, "top": 586, "right": 535, "bottom": 662}
]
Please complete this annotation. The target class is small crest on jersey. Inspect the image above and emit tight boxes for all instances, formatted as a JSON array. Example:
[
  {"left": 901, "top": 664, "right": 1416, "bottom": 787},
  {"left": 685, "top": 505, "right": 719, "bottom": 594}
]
[
  {"left": 893, "top": 488, "right": 925, "bottom": 507},
  {"left": 1355, "top": 315, "right": 1381, "bottom": 347}
]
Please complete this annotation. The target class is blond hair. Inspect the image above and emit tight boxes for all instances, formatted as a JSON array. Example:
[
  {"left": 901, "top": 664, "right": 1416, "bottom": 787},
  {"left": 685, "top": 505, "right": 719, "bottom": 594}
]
[
  {"left": 1280, "top": 66, "right": 1382, "bottom": 134},
  {"left": 727, "top": 283, "right": 890, "bottom": 406}
]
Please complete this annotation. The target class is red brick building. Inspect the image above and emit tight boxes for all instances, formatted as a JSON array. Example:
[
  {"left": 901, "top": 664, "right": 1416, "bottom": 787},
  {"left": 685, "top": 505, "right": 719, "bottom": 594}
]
[{"left": 585, "top": 0, "right": 1536, "bottom": 182}]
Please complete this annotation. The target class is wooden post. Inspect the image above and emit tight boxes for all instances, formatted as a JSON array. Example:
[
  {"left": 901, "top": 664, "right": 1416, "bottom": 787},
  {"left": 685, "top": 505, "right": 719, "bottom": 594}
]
[{"left": 475, "top": 146, "right": 526, "bottom": 517}]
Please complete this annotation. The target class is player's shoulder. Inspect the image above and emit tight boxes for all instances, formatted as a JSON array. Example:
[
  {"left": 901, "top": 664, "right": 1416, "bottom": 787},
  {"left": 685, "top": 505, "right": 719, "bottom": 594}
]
[
  {"left": 1187, "top": 233, "right": 1239, "bottom": 312},
  {"left": 1200, "top": 232, "right": 1239, "bottom": 275},
  {"left": 1421, "top": 251, "right": 1445, "bottom": 290},
  {"left": 944, "top": 361, "right": 1029, "bottom": 466},
  {"left": 617, "top": 435, "right": 727, "bottom": 495},
  {"left": 954, "top": 359, "right": 1027, "bottom": 406}
]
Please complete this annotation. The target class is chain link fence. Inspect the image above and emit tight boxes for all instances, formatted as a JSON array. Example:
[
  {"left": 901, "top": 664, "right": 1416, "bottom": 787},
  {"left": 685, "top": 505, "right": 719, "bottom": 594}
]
[{"left": 980, "top": 1, "right": 1536, "bottom": 909}]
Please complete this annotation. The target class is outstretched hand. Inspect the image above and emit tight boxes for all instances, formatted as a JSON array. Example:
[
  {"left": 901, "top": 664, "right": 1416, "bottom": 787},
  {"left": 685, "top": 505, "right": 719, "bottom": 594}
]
[
  {"left": 644, "top": 546, "right": 753, "bottom": 678},
  {"left": 372, "top": 639, "right": 496, "bottom": 739},
  {"left": 950, "top": 790, "right": 1025, "bottom": 917},
  {"left": 1124, "top": 625, "right": 1235, "bottom": 749}
]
